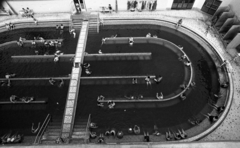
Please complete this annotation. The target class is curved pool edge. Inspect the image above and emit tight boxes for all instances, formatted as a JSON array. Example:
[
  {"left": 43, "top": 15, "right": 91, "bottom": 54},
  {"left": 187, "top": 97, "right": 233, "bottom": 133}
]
[
  {"left": 0, "top": 15, "right": 234, "bottom": 142},
  {"left": 100, "top": 18, "right": 233, "bottom": 142}
]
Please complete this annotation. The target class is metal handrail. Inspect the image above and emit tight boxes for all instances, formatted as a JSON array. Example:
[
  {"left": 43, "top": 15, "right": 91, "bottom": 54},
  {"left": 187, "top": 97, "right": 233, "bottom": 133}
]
[
  {"left": 34, "top": 114, "right": 51, "bottom": 144},
  {"left": 97, "top": 13, "right": 99, "bottom": 33},
  {"left": 37, "top": 115, "right": 52, "bottom": 144},
  {"left": 85, "top": 114, "right": 91, "bottom": 143}
]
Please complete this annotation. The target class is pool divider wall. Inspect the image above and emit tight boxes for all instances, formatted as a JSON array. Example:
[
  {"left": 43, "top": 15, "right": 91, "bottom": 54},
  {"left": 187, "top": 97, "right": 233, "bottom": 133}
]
[
  {"left": 11, "top": 53, "right": 152, "bottom": 63},
  {"left": 96, "top": 37, "right": 193, "bottom": 108},
  {"left": 61, "top": 21, "right": 89, "bottom": 141},
  {"left": 0, "top": 20, "right": 70, "bottom": 33},
  {"left": 100, "top": 19, "right": 233, "bottom": 142}
]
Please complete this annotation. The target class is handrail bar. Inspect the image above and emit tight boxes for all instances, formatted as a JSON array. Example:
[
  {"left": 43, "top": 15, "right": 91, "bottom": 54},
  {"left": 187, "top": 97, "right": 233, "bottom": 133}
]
[
  {"left": 85, "top": 114, "right": 91, "bottom": 143},
  {"left": 37, "top": 115, "right": 52, "bottom": 144},
  {"left": 97, "top": 13, "right": 99, "bottom": 33},
  {"left": 34, "top": 113, "right": 51, "bottom": 144}
]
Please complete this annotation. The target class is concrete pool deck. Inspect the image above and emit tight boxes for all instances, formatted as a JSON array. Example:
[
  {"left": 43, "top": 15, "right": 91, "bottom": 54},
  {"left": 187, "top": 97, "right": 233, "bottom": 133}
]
[{"left": 0, "top": 9, "right": 240, "bottom": 146}]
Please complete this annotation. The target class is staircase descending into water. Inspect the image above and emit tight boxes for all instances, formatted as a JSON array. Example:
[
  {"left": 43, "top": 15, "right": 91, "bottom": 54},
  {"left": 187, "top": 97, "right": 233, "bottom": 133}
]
[
  {"left": 71, "top": 12, "right": 92, "bottom": 30},
  {"left": 41, "top": 115, "right": 63, "bottom": 144},
  {"left": 71, "top": 14, "right": 83, "bottom": 30},
  {"left": 71, "top": 116, "right": 88, "bottom": 144},
  {"left": 88, "top": 13, "right": 99, "bottom": 35}
]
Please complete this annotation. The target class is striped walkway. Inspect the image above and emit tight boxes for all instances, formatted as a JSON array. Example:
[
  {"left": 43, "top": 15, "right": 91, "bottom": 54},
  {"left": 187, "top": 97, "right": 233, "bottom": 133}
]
[{"left": 61, "top": 21, "right": 89, "bottom": 139}]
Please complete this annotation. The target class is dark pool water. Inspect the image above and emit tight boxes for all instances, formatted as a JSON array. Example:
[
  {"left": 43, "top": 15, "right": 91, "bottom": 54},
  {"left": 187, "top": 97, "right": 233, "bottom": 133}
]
[
  {"left": 0, "top": 27, "right": 78, "bottom": 136},
  {"left": 76, "top": 24, "right": 219, "bottom": 134}
]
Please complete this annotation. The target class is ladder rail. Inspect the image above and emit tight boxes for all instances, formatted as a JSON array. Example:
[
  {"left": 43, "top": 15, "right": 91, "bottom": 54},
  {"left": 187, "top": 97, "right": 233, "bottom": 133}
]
[
  {"left": 85, "top": 114, "right": 91, "bottom": 143},
  {"left": 34, "top": 114, "right": 51, "bottom": 144}
]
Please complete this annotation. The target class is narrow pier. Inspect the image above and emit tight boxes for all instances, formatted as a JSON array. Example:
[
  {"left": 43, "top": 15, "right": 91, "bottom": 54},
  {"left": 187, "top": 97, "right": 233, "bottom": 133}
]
[
  {"left": 11, "top": 52, "right": 151, "bottom": 63},
  {"left": 61, "top": 21, "right": 88, "bottom": 139}
]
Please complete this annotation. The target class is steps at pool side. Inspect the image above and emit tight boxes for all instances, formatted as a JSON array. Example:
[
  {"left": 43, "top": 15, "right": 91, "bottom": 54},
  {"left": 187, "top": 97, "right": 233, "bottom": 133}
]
[
  {"left": 71, "top": 117, "right": 88, "bottom": 141},
  {"left": 41, "top": 115, "right": 63, "bottom": 144}
]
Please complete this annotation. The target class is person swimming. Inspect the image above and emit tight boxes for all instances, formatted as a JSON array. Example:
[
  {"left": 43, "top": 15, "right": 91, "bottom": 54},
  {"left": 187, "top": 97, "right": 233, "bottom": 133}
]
[
  {"left": 145, "top": 76, "right": 151, "bottom": 86},
  {"left": 54, "top": 54, "right": 60, "bottom": 62},
  {"left": 129, "top": 37, "right": 134, "bottom": 46},
  {"left": 31, "top": 122, "right": 40, "bottom": 133},
  {"left": 133, "top": 125, "right": 140, "bottom": 134},
  {"left": 153, "top": 75, "right": 162, "bottom": 84},
  {"left": 49, "top": 78, "right": 56, "bottom": 85},
  {"left": 156, "top": 92, "right": 163, "bottom": 100}
]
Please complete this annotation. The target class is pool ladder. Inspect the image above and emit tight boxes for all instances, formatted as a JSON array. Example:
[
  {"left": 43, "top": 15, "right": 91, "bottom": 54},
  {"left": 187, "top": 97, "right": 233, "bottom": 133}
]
[{"left": 34, "top": 114, "right": 51, "bottom": 144}]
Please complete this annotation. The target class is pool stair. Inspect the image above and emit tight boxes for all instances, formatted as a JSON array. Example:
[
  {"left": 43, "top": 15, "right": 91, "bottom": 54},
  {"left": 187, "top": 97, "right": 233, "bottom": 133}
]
[
  {"left": 41, "top": 115, "right": 63, "bottom": 144},
  {"left": 71, "top": 12, "right": 91, "bottom": 30},
  {"left": 11, "top": 52, "right": 151, "bottom": 63},
  {"left": 88, "top": 12, "right": 99, "bottom": 35},
  {"left": 70, "top": 116, "right": 89, "bottom": 143}
]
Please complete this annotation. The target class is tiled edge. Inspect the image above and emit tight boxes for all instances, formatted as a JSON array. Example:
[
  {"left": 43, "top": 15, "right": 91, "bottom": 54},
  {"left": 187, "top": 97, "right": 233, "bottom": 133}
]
[{"left": 61, "top": 22, "right": 89, "bottom": 138}]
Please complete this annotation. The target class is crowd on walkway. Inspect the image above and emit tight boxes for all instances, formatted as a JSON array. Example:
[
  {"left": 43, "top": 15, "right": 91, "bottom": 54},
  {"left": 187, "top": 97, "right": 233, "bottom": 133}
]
[{"left": 1, "top": 131, "right": 24, "bottom": 144}]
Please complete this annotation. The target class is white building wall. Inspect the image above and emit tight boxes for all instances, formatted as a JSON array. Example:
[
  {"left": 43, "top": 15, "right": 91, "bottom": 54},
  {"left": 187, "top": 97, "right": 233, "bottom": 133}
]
[
  {"left": 85, "top": 0, "right": 172, "bottom": 11},
  {"left": 84, "top": 0, "right": 118, "bottom": 11},
  {"left": 158, "top": 0, "right": 173, "bottom": 10},
  {"left": 192, "top": 0, "right": 205, "bottom": 9},
  {"left": 7, "top": 0, "right": 72, "bottom": 14},
  {"left": 229, "top": 0, "right": 240, "bottom": 18},
  {"left": 191, "top": 0, "right": 232, "bottom": 10}
]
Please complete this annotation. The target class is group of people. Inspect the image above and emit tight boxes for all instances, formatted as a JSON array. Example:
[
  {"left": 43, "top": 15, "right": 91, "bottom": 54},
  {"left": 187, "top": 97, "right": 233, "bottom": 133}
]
[
  {"left": 127, "top": 0, "right": 157, "bottom": 12},
  {"left": 1, "top": 73, "right": 16, "bottom": 87},
  {"left": 201, "top": 101, "right": 225, "bottom": 124},
  {"left": 128, "top": 33, "right": 157, "bottom": 47},
  {"left": 145, "top": 75, "right": 163, "bottom": 86},
  {"left": 31, "top": 37, "right": 63, "bottom": 56},
  {"left": 10, "top": 95, "right": 34, "bottom": 103},
  {"left": 1, "top": 131, "right": 23, "bottom": 144},
  {"left": 21, "top": 8, "right": 34, "bottom": 18},
  {"left": 146, "top": 33, "right": 157, "bottom": 38},
  {"left": 178, "top": 46, "right": 191, "bottom": 66},
  {"left": 21, "top": 8, "right": 37, "bottom": 25},
  {"left": 188, "top": 117, "right": 202, "bottom": 126},
  {"left": 5, "top": 23, "right": 15, "bottom": 31},
  {"left": 165, "top": 129, "right": 187, "bottom": 141},
  {"left": 101, "top": 4, "right": 113, "bottom": 13},
  {"left": 96, "top": 95, "right": 116, "bottom": 109},
  {"left": 82, "top": 63, "right": 92, "bottom": 76},
  {"left": 17, "top": 37, "right": 26, "bottom": 47},
  {"left": 49, "top": 78, "right": 64, "bottom": 87},
  {"left": 56, "top": 24, "right": 65, "bottom": 35},
  {"left": 75, "top": 3, "right": 81, "bottom": 13},
  {"left": 124, "top": 94, "right": 143, "bottom": 100},
  {"left": 89, "top": 122, "right": 124, "bottom": 143}
]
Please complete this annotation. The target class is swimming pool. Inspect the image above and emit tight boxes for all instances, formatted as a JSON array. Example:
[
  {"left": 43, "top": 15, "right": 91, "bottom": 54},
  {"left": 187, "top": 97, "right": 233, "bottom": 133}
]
[
  {"left": 75, "top": 23, "right": 220, "bottom": 141},
  {"left": 0, "top": 20, "right": 228, "bottom": 143},
  {"left": 0, "top": 27, "right": 78, "bottom": 137}
]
